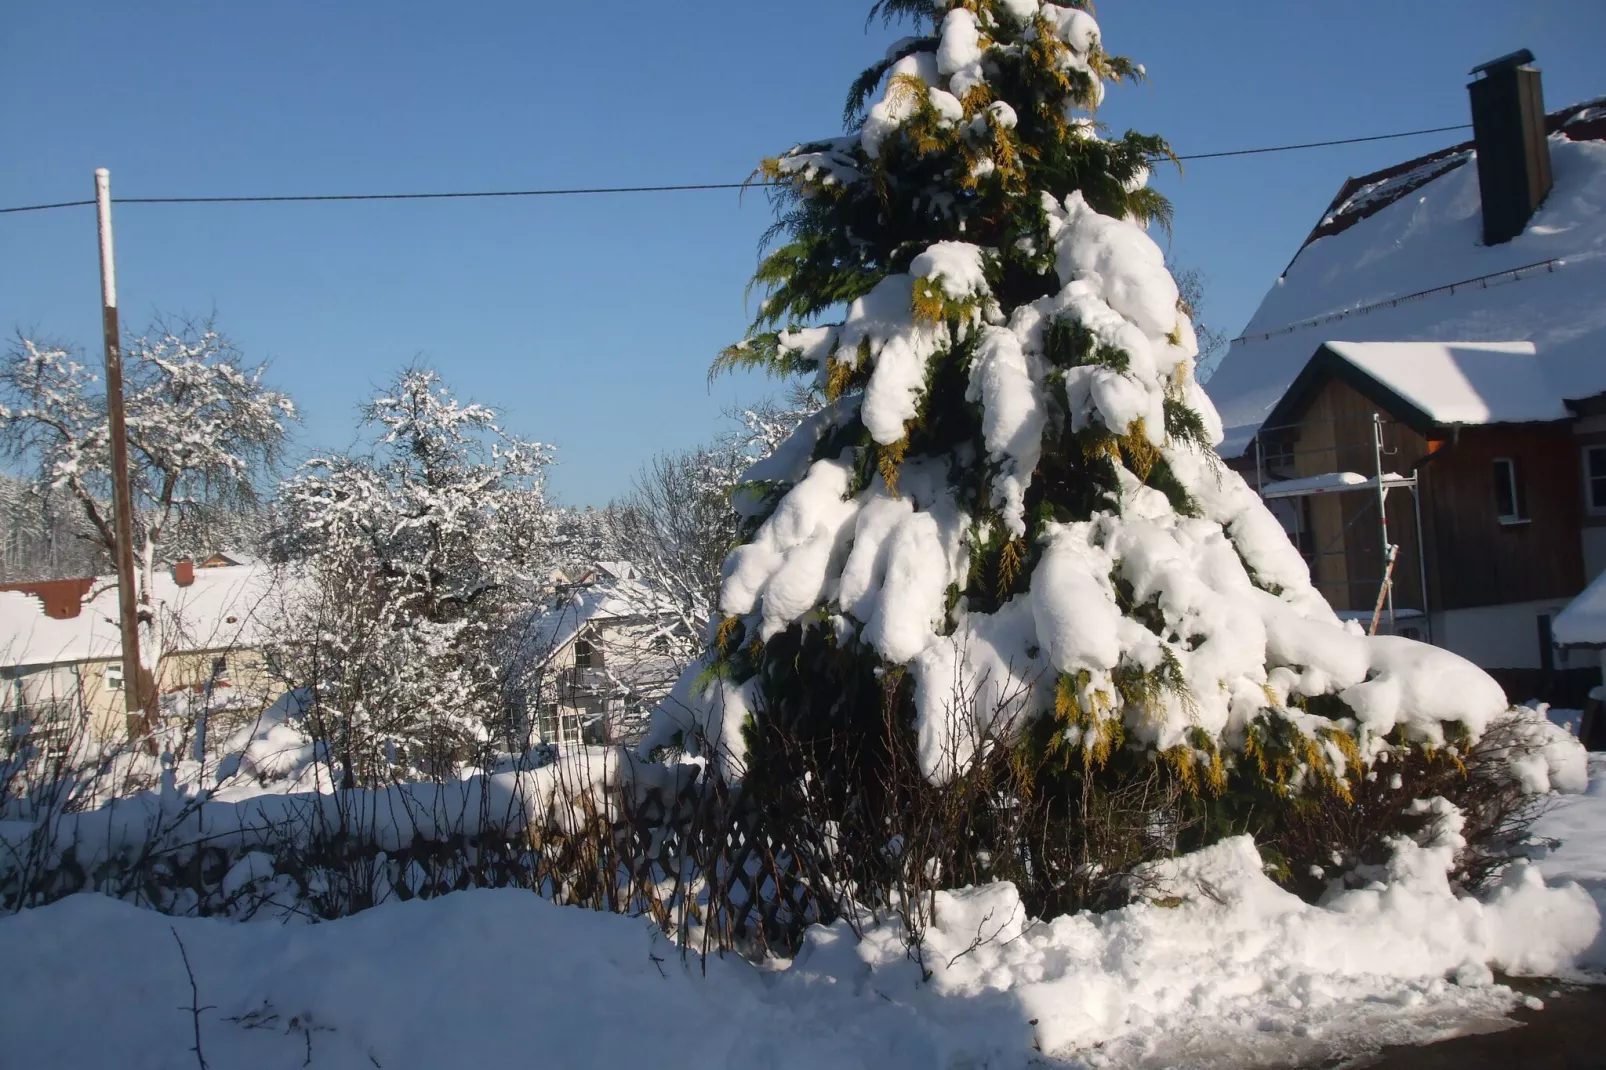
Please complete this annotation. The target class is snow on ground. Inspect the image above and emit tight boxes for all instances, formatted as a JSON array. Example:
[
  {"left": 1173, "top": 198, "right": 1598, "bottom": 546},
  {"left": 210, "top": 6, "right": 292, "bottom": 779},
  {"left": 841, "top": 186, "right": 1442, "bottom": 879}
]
[
  {"left": 4, "top": 764, "right": 1604, "bottom": 1070},
  {"left": 1531, "top": 751, "right": 1606, "bottom": 968}
]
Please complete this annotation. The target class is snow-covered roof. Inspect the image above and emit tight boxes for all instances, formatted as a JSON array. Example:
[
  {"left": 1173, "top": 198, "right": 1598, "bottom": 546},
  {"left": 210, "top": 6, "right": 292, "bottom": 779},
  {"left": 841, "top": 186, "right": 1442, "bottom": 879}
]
[
  {"left": 1206, "top": 101, "right": 1606, "bottom": 457},
  {"left": 0, "top": 563, "right": 290, "bottom": 670},
  {"left": 1260, "top": 471, "right": 1412, "bottom": 499},
  {"left": 1257, "top": 340, "right": 1570, "bottom": 437},
  {"left": 523, "top": 566, "right": 682, "bottom": 663},
  {"left": 1324, "top": 341, "right": 1564, "bottom": 425},
  {"left": 1554, "top": 569, "right": 1606, "bottom": 647}
]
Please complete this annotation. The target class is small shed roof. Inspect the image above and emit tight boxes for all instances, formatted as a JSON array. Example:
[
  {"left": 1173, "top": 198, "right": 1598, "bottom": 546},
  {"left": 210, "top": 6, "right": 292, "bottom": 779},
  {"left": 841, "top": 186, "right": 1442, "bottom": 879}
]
[
  {"left": 1257, "top": 340, "right": 1569, "bottom": 441},
  {"left": 1554, "top": 570, "right": 1606, "bottom": 648}
]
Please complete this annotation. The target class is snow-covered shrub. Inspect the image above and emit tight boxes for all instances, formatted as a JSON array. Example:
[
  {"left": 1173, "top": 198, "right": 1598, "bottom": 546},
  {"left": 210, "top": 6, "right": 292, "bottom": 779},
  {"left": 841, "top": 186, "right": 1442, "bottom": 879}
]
[{"left": 641, "top": 0, "right": 1579, "bottom": 924}]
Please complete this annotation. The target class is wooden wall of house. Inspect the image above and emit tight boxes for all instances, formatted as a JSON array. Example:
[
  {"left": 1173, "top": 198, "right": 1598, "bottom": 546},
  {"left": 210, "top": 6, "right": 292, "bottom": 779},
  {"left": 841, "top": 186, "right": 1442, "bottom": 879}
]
[
  {"left": 1419, "top": 423, "right": 1585, "bottom": 610},
  {"left": 1285, "top": 378, "right": 1428, "bottom": 614}
]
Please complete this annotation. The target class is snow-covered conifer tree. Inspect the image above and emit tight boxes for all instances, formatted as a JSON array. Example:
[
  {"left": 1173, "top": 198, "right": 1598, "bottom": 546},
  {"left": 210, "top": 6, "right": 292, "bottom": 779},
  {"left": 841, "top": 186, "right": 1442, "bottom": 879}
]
[{"left": 645, "top": 0, "right": 1521, "bottom": 906}]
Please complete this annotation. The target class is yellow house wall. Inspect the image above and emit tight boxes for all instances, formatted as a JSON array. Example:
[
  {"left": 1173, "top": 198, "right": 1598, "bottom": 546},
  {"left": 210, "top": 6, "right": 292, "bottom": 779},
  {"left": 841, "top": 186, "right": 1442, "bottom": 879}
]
[{"left": 6, "top": 647, "right": 279, "bottom": 744}]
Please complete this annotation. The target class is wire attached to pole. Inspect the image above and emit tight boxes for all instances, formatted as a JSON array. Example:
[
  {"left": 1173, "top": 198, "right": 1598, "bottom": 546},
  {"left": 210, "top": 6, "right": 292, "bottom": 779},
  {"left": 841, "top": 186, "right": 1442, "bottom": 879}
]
[{"left": 0, "top": 124, "right": 1475, "bottom": 216}]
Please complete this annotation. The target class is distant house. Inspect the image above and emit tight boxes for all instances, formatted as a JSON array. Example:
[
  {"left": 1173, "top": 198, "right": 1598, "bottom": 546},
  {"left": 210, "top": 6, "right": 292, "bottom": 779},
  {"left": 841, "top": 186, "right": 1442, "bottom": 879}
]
[
  {"left": 1204, "top": 53, "right": 1606, "bottom": 702},
  {"left": 0, "top": 558, "right": 288, "bottom": 747},
  {"left": 520, "top": 562, "right": 691, "bottom": 748}
]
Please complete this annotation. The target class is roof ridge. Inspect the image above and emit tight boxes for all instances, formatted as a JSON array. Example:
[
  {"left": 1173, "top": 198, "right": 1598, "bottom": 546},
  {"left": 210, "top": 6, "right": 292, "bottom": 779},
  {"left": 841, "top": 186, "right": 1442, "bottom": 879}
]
[{"left": 1286, "top": 96, "right": 1606, "bottom": 267}]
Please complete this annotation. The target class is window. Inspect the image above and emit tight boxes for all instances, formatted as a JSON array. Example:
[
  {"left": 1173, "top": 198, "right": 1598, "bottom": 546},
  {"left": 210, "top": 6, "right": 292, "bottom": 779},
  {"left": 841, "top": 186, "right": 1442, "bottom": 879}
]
[
  {"left": 1492, "top": 458, "right": 1527, "bottom": 524},
  {"left": 574, "top": 638, "right": 597, "bottom": 669},
  {"left": 104, "top": 665, "right": 124, "bottom": 691},
  {"left": 1585, "top": 445, "right": 1606, "bottom": 514},
  {"left": 211, "top": 656, "right": 230, "bottom": 684},
  {"left": 1260, "top": 436, "right": 1297, "bottom": 482}
]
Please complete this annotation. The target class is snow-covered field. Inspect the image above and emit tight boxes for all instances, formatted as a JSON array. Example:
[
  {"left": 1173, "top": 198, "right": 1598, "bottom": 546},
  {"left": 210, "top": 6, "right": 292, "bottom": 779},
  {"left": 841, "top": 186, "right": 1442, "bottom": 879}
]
[{"left": 4, "top": 757, "right": 1602, "bottom": 1069}]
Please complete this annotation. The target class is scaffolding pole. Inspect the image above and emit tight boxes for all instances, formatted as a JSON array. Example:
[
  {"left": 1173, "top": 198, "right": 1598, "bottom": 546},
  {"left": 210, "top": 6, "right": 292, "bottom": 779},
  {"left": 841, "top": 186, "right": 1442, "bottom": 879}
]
[{"left": 1372, "top": 412, "right": 1397, "bottom": 634}]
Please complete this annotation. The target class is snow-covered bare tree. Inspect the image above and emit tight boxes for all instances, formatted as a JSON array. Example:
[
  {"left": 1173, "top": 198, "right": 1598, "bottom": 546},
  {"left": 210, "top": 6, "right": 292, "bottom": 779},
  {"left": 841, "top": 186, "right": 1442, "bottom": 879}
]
[
  {"left": 0, "top": 473, "right": 109, "bottom": 581},
  {"left": 275, "top": 367, "right": 558, "bottom": 782},
  {"left": 604, "top": 400, "right": 816, "bottom": 662},
  {"left": 0, "top": 320, "right": 294, "bottom": 636},
  {"left": 1168, "top": 262, "right": 1228, "bottom": 380}
]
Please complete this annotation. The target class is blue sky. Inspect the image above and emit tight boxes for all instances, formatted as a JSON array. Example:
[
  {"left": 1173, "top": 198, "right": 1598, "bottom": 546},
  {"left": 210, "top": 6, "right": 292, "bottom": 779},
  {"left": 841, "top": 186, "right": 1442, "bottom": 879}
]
[{"left": 3, "top": 0, "right": 1602, "bottom": 506}]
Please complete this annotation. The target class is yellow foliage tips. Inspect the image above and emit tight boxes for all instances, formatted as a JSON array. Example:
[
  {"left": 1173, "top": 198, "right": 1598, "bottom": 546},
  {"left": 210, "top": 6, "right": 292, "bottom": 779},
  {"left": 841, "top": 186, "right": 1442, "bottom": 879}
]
[
  {"left": 879, "top": 437, "right": 909, "bottom": 497},
  {"left": 1168, "top": 362, "right": 1191, "bottom": 400},
  {"left": 1121, "top": 419, "right": 1160, "bottom": 480},
  {"left": 883, "top": 71, "right": 928, "bottom": 116},
  {"left": 714, "top": 616, "right": 740, "bottom": 657},
  {"left": 1301, "top": 731, "right": 1354, "bottom": 804},
  {"left": 1165, "top": 323, "right": 1184, "bottom": 348},
  {"left": 757, "top": 157, "right": 786, "bottom": 185},
  {"left": 996, "top": 536, "right": 1025, "bottom": 598},
  {"left": 960, "top": 83, "right": 994, "bottom": 113},
  {"left": 824, "top": 353, "right": 853, "bottom": 403},
  {"left": 1084, "top": 48, "right": 1118, "bottom": 90},
  {"left": 1246, "top": 715, "right": 1361, "bottom": 804},
  {"left": 1082, "top": 429, "right": 1122, "bottom": 467},
  {"left": 1053, "top": 671, "right": 1121, "bottom": 770},
  {"left": 1161, "top": 745, "right": 1200, "bottom": 795},
  {"left": 911, "top": 277, "right": 950, "bottom": 325},
  {"left": 1319, "top": 725, "right": 1362, "bottom": 773}
]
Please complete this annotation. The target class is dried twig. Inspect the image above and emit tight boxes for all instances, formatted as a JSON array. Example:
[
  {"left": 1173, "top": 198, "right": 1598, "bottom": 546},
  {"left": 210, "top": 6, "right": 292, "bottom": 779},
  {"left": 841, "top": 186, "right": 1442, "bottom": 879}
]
[{"left": 170, "top": 927, "right": 215, "bottom": 1070}]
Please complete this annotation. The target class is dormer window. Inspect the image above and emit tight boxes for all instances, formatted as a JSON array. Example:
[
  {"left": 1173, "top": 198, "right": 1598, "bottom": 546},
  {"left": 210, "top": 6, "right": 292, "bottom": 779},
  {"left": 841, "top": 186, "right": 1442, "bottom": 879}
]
[{"left": 574, "top": 638, "right": 599, "bottom": 669}]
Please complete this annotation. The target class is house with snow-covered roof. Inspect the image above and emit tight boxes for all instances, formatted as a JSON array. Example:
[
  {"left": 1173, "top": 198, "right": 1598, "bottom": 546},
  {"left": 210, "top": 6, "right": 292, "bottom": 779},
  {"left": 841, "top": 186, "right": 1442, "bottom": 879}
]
[
  {"left": 1204, "top": 51, "right": 1606, "bottom": 703},
  {"left": 516, "top": 561, "right": 693, "bottom": 748},
  {"left": 0, "top": 557, "right": 293, "bottom": 748}
]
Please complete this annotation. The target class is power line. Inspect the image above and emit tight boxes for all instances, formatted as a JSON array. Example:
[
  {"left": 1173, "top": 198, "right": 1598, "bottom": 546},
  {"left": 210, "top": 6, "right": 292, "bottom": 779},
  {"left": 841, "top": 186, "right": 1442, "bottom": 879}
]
[
  {"left": 0, "top": 123, "right": 1474, "bottom": 217},
  {"left": 1175, "top": 123, "right": 1469, "bottom": 161}
]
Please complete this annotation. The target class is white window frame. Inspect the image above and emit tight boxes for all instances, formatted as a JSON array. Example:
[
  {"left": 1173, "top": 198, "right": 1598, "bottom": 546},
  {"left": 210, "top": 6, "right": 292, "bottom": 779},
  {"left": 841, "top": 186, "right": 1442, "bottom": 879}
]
[
  {"left": 1584, "top": 444, "right": 1606, "bottom": 517},
  {"left": 1492, "top": 457, "right": 1528, "bottom": 525}
]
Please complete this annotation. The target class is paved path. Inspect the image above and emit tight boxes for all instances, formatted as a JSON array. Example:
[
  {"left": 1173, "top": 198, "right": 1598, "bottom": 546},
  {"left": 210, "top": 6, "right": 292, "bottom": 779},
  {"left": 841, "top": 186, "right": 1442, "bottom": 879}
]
[{"left": 1344, "top": 981, "right": 1606, "bottom": 1069}]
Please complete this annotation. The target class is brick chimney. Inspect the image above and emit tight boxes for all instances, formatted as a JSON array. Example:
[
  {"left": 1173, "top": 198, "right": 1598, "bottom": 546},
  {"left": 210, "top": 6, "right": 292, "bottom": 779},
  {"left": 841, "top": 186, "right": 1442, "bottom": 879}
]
[
  {"left": 1467, "top": 49, "right": 1553, "bottom": 246},
  {"left": 0, "top": 577, "right": 94, "bottom": 619},
  {"left": 173, "top": 558, "right": 195, "bottom": 587}
]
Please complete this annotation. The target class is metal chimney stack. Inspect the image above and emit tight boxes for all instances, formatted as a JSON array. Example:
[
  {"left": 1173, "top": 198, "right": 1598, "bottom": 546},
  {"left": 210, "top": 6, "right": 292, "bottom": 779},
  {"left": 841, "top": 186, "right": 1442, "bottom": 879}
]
[{"left": 1468, "top": 49, "right": 1553, "bottom": 246}]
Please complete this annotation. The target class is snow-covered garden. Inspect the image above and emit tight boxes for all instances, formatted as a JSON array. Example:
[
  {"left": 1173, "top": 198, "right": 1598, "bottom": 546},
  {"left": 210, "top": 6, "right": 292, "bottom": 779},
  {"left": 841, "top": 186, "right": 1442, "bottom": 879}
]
[
  {"left": 4, "top": 1, "right": 1605, "bottom": 1067},
  {"left": 2, "top": 747, "right": 1601, "bottom": 1069}
]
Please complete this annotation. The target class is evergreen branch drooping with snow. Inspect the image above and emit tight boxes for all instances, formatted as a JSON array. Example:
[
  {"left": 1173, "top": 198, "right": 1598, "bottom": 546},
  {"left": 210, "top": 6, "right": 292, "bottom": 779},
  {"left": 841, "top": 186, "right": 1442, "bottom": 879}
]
[{"left": 645, "top": 1, "right": 1526, "bottom": 887}]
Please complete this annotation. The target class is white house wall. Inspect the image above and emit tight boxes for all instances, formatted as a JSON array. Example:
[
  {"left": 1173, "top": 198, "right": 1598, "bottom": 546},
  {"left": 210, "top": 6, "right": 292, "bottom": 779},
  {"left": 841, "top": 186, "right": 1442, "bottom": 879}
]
[
  {"left": 1429, "top": 597, "right": 1575, "bottom": 670},
  {"left": 1581, "top": 527, "right": 1606, "bottom": 584}
]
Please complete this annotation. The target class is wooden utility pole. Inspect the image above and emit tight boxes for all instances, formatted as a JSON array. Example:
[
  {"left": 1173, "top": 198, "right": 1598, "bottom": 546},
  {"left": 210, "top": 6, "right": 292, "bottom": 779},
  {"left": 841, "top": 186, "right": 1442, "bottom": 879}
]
[{"left": 94, "top": 168, "right": 151, "bottom": 738}]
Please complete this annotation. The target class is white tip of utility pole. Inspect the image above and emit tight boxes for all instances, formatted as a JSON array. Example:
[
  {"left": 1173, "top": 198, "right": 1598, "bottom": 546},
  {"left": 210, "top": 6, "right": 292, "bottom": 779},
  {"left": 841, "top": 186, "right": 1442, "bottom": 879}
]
[{"left": 94, "top": 168, "right": 117, "bottom": 310}]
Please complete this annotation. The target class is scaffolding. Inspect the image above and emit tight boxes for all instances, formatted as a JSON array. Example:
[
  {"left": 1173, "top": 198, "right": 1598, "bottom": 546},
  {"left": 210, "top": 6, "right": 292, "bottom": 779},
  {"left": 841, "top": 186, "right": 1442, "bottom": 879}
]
[{"left": 1253, "top": 412, "right": 1433, "bottom": 643}]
